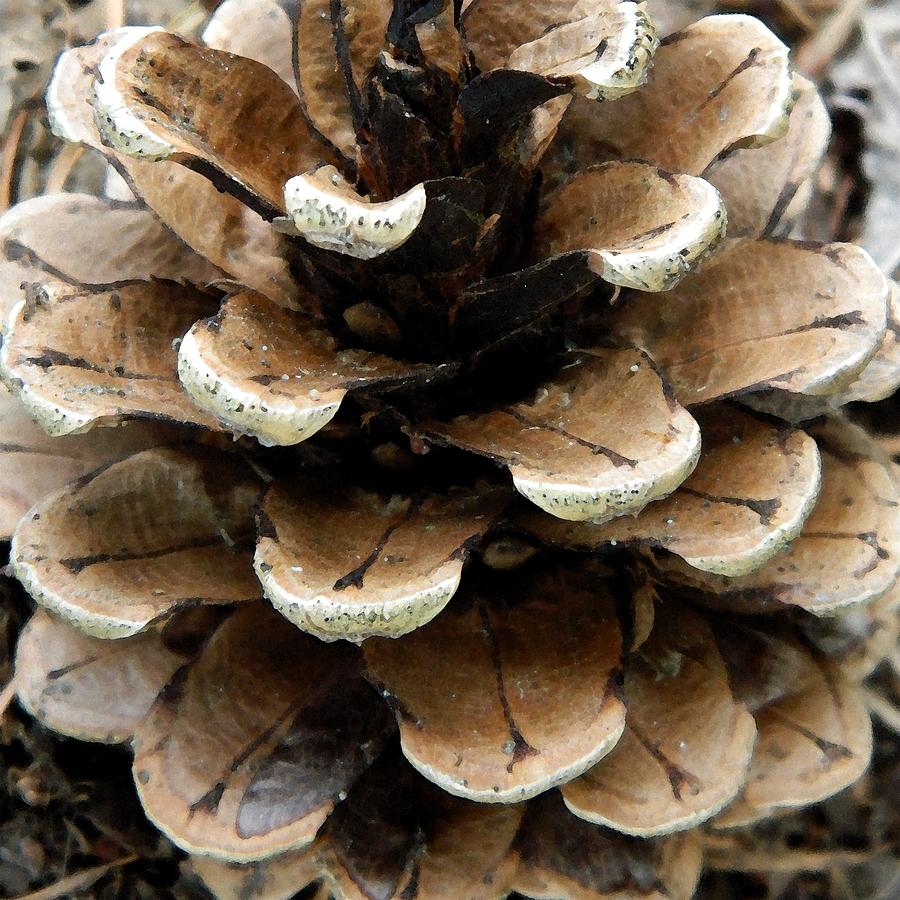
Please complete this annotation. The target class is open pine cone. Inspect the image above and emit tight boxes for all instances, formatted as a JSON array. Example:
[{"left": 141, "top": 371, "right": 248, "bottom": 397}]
[{"left": 2, "top": 1, "right": 899, "bottom": 896}]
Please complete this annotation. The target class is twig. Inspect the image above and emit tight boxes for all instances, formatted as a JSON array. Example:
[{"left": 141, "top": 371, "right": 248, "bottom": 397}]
[
  {"left": 5, "top": 856, "right": 137, "bottom": 900},
  {"left": 861, "top": 20, "right": 900, "bottom": 108},
  {"left": 795, "top": 0, "right": 868, "bottom": 78},
  {"left": 165, "top": 1, "right": 211, "bottom": 38},
  {"left": 861, "top": 685, "right": 900, "bottom": 734},
  {"left": 106, "top": 0, "right": 126, "bottom": 30},
  {"left": 706, "top": 847, "right": 877, "bottom": 873},
  {"left": 704, "top": 833, "right": 878, "bottom": 874},
  {"left": 43, "top": 144, "right": 84, "bottom": 195},
  {"left": 778, "top": 0, "right": 817, "bottom": 32},
  {"left": 0, "top": 107, "right": 29, "bottom": 213},
  {"left": 0, "top": 677, "right": 16, "bottom": 718},
  {"left": 890, "top": 649, "right": 900, "bottom": 678}
]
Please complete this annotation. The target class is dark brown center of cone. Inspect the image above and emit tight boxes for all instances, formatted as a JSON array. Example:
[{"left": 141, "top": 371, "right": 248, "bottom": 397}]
[{"left": 262, "top": 4, "right": 612, "bottom": 369}]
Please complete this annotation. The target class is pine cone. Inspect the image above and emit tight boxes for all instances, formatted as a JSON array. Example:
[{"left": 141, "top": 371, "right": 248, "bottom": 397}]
[{"left": 2, "top": 1, "right": 898, "bottom": 895}]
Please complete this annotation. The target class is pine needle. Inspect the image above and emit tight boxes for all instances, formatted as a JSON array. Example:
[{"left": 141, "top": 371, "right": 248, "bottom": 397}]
[
  {"left": 0, "top": 676, "right": 16, "bottom": 718},
  {"left": 861, "top": 685, "right": 900, "bottom": 735},
  {"left": 106, "top": 0, "right": 126, "bottom": 30},
  {"left": 5, "top": 856, "right": 137, "bottom": 900},
  {"left": 44, "top": 144, "right": 85, "bottom": 195},
  {"left": 795, "top": 0, "right": 868, "bottom": 78},
  {"left": 0, "top": 107, "right": 29, "bottom": 213}
]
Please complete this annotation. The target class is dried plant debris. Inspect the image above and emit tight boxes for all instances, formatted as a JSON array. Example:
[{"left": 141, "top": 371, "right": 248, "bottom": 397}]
[
  {"left": 0, "top": 577, "right": 181, "bottom": 898},
  {"left": 1, "top": 1, "right": 191, "bottom": 205}
]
